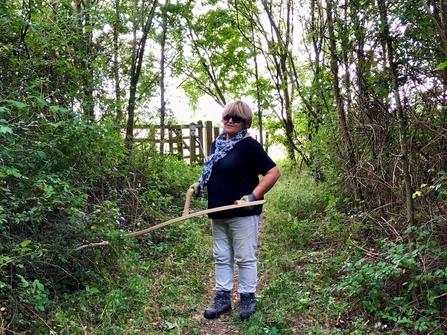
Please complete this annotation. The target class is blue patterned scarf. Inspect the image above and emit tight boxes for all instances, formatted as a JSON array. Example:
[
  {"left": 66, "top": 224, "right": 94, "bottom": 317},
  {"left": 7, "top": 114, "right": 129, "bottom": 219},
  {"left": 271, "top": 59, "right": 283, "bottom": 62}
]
[{"left": 198, "top": 128, "right": 248, "bottom": 195}]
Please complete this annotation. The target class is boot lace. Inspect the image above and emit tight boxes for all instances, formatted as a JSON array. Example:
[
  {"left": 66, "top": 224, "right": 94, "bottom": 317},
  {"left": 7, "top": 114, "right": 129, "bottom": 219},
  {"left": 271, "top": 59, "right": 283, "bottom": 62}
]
[
  {"left": 240, "top": 295, "right": 253, "bottom": 309},
  {"left": 212, "top": 294, "right": 228, "bottom": 308}
]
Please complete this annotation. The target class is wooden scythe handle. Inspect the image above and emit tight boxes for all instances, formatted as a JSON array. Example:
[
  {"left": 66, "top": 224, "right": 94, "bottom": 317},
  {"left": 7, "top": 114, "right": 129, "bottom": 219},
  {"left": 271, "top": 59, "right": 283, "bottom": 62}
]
[
  {"left": 182, "top": 188, "right": 194, "bottom": 216},
  {"left": 125, "top": 198, "right": 267, "bottom": 238}
]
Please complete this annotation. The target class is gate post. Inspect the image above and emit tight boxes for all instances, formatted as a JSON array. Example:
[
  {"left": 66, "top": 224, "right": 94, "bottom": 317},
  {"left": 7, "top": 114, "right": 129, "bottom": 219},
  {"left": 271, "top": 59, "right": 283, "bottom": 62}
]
[
  {"left": 205, "top": 121, "right": 213, "bottom": 157},
  {"left": 190, "top": 123, "right": 197, "bottom": 164},
  {"left": 174, "top": 126, "right": 183, "bottom": 160},
  {"left": 197, "top": 121, "right": 204, "bottom": 163}
]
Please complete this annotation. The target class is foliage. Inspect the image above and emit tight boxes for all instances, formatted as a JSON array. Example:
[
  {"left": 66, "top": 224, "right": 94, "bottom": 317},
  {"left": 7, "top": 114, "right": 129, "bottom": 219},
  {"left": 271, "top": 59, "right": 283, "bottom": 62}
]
[
  {"left": 334, "top": 223, "right": 447, "bottom": 334},
  {"left": 1, "top": 0, "right": 447, "bottom": 333},
  {"left": 265, "top": 166, "right": 329, "bottom": 222},
  {"left": 0, "top": 95, "right": 204, "bottom": 333},
  {"left": 1, "top": 115, "right": 446, "bottom": 334},
  {"left": 233, "top": 163, "right": 445, "bottom": 335},
  {"left": 177, "top": 5, "right": 254, "bottom": 107}
]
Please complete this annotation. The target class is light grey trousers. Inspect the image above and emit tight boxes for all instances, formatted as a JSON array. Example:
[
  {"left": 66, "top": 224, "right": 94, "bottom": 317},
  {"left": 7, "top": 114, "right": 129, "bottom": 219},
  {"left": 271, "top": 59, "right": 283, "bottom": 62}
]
[{"left": 211, "top": 215, "right": 260, "bottom": 294}]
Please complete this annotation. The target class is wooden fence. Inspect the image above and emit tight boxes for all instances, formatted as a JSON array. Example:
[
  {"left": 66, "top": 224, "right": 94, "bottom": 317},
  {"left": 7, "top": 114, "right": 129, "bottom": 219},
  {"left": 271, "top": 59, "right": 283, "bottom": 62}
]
[{"left": 133, "top": 121, "right": 221, "bottom": 164}]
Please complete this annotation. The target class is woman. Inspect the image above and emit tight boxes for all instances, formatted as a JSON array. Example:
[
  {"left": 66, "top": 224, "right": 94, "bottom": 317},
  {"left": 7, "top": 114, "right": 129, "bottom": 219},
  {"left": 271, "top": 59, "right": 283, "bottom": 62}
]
[{"left": 190, "top": 100, "right": 280, "bottom": 321}]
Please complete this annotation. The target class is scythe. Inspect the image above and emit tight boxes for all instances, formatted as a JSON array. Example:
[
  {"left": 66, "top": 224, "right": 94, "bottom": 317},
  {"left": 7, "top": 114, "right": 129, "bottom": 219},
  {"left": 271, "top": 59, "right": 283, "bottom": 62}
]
[{"left": 125, "top": 188, "right": 266, "bottom": 238}]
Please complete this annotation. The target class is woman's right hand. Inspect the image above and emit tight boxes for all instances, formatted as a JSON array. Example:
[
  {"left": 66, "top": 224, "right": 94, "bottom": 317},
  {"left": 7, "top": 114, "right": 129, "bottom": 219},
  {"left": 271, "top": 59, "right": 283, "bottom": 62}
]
[{"left": 189, "top": 182, "right": 200, "bottom": 196}]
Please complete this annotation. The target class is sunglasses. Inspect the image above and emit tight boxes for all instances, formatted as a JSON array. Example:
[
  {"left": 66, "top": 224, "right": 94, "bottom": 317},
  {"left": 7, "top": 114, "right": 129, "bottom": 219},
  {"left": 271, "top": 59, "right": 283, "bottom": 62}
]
[{"left": 223, "top": 115, "right": 244, "bottom": 123}]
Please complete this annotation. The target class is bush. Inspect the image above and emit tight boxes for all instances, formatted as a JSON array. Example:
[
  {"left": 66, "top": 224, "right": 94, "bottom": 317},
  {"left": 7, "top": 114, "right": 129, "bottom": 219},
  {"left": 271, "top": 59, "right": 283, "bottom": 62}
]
[
  {"left": 335, "top": 224, "right": 447, "bottom": 334},
  {"left": 0, "top": 97, "right": 204, "bottom": 333}
]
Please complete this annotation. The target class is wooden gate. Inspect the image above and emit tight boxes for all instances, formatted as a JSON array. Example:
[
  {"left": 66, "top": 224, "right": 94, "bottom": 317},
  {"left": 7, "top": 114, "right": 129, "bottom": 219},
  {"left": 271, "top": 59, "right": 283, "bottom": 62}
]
[{"left": 133, "top": 121, "right": 220, "bottom": 164}]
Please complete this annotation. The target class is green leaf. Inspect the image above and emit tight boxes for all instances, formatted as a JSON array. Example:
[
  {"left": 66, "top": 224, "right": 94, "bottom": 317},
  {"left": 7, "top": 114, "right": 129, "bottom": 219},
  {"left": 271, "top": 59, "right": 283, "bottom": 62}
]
[
  {"left": 436, "top": 61, "right": 447, "bottom": 70},
  {"left": 33, "top": 280, "right": 44, "bottom": 291},
  {"left": 5, "top": 100, "right": 28, "bottom": 109},
  {"left": 30, "top": 96, "right": 48, "bottom": 107},
  {"left": 50, "top": 105, "right": 59, "bottom": 113},
  {"left": 21, "top": 240, "right": 32, "bottom": 248},
  {"left": 37, "top": 151, "right": 46, "bottom": 159},
  {"left": 86, "top": 286, "right": 99, "bottom": 293},
  {"left": 17, "top": 274, "right": 29, "bottom": 287},
  {"left": 0, "top": 125, "right": 13, "bottom": 134},
  {"left": 0, "top": 255, "right": 13, "bottom": 266},
  {"left": 5, "top": 168, "right": 21, "bottom": 178}
]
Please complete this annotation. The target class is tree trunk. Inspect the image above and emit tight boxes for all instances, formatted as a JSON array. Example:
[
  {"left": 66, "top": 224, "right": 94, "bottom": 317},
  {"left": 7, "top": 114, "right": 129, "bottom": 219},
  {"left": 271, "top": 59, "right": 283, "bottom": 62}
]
[
  {"left": 159, "top": 0, "right": 169, "bottom": 153},
  {"left": 261, "top": 0, "right": 296, "bottom": 161},
  {"left": 125, "top": 0, "right": 159, "bottom": 147},
  {"left": 377, "top": 0, "right": 416, "bottom": 301},
  {"left": 114, "top": 0, "right": 123, "bottom": 124},
  {"left": 377, "top": 0, "right": 415, "bottom": 228},
  {"left": 74, "top": 0, "right": 95, "bottom": 119},
  {"left": 250, "top": 9, "right": 264, "bottom": 148},
  {"left": 326, "top": 0, "right": 363, "bottom": 201}
]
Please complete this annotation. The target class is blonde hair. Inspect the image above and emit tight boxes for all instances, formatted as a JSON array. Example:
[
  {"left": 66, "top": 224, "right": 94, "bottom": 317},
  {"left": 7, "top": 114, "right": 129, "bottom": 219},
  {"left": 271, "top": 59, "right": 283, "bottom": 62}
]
[{"left": 222, "top": 100, "right": 253, "bottom": 128}]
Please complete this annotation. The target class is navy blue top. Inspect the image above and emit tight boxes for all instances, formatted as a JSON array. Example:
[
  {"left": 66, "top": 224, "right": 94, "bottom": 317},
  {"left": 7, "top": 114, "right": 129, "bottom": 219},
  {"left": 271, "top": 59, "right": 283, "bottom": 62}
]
[{"left": 206, "top": 137, "right": 276, "bottom": 219}]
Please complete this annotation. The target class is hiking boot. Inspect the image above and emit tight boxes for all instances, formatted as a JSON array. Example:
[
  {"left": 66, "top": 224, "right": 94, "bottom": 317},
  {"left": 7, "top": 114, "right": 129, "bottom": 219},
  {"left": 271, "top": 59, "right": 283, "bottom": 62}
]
[
  {"left": 204, "top": 291, "right": 231, "bottom": 319},
  {"left": 239, "top": 293, "right": 257, "bottom": 321}
]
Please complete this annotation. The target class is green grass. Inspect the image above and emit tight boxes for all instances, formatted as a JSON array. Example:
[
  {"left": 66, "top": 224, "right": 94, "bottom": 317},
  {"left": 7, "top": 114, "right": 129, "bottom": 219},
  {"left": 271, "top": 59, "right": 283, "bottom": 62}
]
[
  {"left": 36, "top": 162, "right": 446, "bottom": 334},
  {"left": 41, "top": 164, "right": 346, "bottom": 335},
  {"left": 241, "top": 166, "right": 346, "bottom": 334},
  {"left": 47, "top": 215, "right": 214, "bottom": 335}
]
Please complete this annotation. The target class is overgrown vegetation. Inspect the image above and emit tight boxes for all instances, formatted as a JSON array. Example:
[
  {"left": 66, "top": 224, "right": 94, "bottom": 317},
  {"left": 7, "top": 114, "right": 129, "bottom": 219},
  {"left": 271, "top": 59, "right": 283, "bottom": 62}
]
[
  {"left": 250, "top": 168, "right": 447, "bottom": 335},
  {"left": 0, "top": 99, "right": 208, "bottom": 333},
  {"left": 2, "top": 0, "right": 447, "bottom": 333},
  {"left": 1, "top": 112, "right": 446, "bottom": 333}
]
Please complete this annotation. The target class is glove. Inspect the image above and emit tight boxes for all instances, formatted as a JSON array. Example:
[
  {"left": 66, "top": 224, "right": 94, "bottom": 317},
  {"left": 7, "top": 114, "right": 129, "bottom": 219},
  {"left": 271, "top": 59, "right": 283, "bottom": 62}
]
[
  {"left": 189, "top": 182, "right": 200, "bottom": 196},
  {"left": 240, "top": 193, "right": 257, "bottom": 210}
]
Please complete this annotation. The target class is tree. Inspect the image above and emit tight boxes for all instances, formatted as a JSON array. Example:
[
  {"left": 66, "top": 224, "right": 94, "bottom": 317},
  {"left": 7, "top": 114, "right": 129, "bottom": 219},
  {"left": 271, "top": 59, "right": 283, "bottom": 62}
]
[
  {"left": 377, "top": 0, "right": 414, "bottom": 227},
  {"left": 113, "top": 0, "right": 124, "bottom": 124},
  {"left": 158, "top": 0, "right": 169, "bottom": 150},
  {"left": 125, "top": 0, "right": 159, "bottom": 145},
  {"left": 326, "top": 0, "right": 363, "bottom": 200},
  {"left": 0, "top": 0, "right": 103, "bottom": 115},
  {"left": 231, "top": 0, "right": 316, "bottom": 164},
  {"left": 175, "top": 6, "right": 253, "bottom": 108}
]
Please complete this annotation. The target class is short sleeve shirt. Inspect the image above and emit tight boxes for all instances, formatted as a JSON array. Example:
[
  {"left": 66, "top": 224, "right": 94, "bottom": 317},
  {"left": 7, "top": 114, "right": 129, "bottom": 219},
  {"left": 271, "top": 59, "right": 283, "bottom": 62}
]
[{"left": 206, "top": 137, "right": 276, "bottom": 219}]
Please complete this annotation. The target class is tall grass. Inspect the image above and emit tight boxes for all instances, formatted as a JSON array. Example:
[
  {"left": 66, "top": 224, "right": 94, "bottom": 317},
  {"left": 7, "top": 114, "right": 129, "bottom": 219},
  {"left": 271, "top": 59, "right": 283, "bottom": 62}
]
[
  {"left": 23, "top": 159, "right": 445, "bottom": 334},
  {"left": 239, "top": 162, "right": 347, "bottom": 334}
]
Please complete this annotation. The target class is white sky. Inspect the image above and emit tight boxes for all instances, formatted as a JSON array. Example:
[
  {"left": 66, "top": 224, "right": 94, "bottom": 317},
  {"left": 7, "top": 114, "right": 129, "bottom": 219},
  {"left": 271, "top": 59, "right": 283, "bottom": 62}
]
[{"left": 169, "top": 93, "right": 223, "bottom": 124}]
